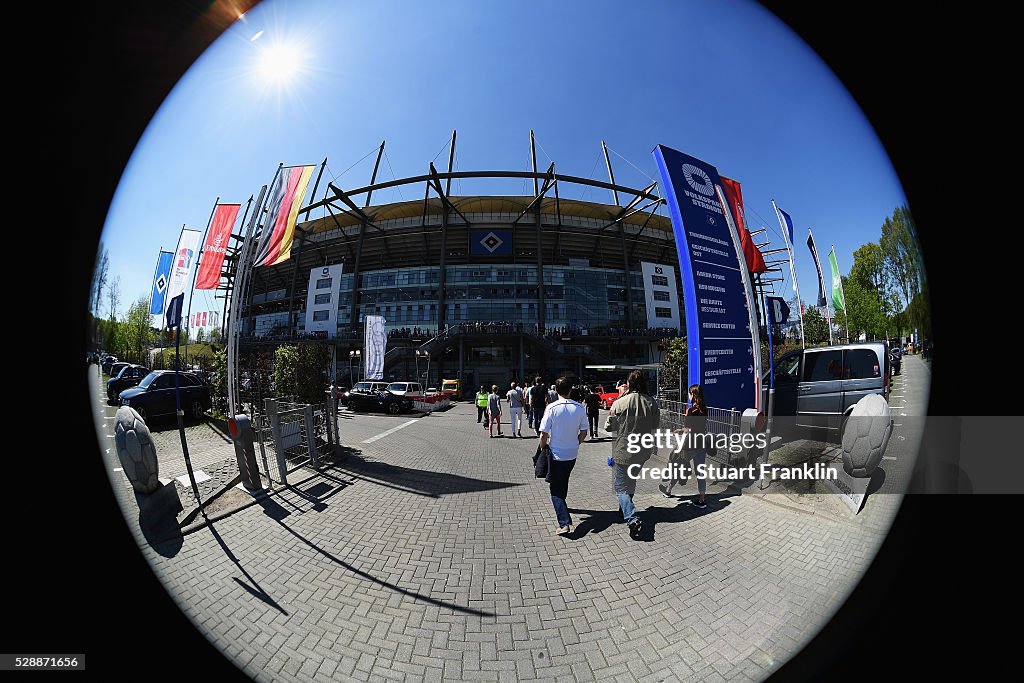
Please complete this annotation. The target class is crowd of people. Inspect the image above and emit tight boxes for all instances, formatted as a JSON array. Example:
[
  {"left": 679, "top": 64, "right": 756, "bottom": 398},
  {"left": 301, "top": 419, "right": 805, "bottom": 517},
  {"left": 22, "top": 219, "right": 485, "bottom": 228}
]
[
  {"left": 387, "top": 327, "right": 436, "bottom": 339},
  {"left": 473, "top": 373, "right": 712, "bottom": 540}
]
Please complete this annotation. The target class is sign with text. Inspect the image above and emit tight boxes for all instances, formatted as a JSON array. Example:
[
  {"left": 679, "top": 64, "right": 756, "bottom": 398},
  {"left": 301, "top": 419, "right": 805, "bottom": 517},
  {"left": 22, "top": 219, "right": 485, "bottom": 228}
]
[{"left": 653, "top": 144, "right": 756, "bottom": 410}]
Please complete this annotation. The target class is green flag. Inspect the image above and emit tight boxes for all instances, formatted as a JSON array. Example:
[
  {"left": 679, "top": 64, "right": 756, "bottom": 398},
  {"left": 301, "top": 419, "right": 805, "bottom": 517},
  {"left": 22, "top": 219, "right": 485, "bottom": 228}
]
[{"left": 828, "top": 248, "right": 845, "bottom": 312}]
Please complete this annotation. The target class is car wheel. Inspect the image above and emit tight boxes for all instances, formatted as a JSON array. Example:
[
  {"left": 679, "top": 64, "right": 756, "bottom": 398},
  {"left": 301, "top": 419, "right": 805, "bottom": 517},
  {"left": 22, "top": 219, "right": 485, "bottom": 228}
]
[
  {"left": 134, "top": 406, "right": 148, "bottom": 422},
  {"left": 191, "top": 400, "right": 205, "bottom": 420},
  {"left": 387, "top": 402, "right": 401, "bottom": 415}
]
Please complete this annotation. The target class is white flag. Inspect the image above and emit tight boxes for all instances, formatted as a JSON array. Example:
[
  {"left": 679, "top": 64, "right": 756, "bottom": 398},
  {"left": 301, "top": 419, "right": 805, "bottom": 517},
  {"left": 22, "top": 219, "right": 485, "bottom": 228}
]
[{"left": 165, "top": 228, "right": 202, "bottom": 314}]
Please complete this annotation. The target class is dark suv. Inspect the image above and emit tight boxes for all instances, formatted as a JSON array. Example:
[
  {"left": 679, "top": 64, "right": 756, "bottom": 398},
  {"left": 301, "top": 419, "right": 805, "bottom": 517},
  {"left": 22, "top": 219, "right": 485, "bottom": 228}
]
[
  {"left": 107, "top": 364, "right": 150, "bottom": 402},
  {"left": 119, "top": 370, "right": 212, "bottom": 422}
]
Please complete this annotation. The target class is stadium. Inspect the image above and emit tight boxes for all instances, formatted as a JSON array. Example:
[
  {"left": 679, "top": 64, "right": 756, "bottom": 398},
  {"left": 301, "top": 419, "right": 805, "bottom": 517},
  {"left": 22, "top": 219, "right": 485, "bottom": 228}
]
[{"left": 233, "top": 139, "right": 691, "bottom": 392}]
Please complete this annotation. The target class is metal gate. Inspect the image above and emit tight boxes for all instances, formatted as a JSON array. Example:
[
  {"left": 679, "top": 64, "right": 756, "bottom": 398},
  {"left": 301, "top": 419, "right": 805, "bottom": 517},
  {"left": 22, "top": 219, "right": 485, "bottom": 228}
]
[{"left": 255, "top": 398, "right": 339, "bottom": 485}]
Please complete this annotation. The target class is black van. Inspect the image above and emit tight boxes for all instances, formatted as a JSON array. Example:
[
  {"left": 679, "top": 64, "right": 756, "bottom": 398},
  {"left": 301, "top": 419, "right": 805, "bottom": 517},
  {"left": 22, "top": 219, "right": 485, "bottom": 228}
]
[{"left": 762, "top": 341, "right": 891, "bottom": 438}]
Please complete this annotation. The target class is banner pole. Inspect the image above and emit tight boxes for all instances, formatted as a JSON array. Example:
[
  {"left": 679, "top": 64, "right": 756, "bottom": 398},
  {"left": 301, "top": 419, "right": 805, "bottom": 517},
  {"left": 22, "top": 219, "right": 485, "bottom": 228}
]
[{"left": 773, "top": 200, "right": 805, "bottom": 347}]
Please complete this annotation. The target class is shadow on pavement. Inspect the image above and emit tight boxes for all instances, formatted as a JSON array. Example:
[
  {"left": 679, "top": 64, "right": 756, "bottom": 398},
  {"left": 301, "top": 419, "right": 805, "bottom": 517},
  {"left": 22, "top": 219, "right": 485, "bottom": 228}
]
[
  {"left": 568, "top": 495, "right": 736, "bottom": 541},
  {"left": 332, "top": 447, "right": 522, "bottom": 498},
  {"left": 206, "top": 517, "right": 289, "bottom": 615},
  {"left": 265, "top": 506, "right": 495, "bottom": 618},
  {"left": 140, "top": 510, "right": 184, "bottom": 557},
  {"left": 866, "top": 467, "right": 887, "bottom": 495}
]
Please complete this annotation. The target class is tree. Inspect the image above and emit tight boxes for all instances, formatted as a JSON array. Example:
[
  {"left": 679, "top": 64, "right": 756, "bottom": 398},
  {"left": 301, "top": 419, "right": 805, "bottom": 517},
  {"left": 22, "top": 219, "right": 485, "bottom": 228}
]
[
  {"left": 196, "top": 327, "right": 206, "bottom": 343},
  {"left": 837, "top": 275, "right": 889, "bottom": 340},
  {"left": 274, "top": 343, "right": 332, "bottom": 404},
  {"left": 211, "top": 348, "right": 228, "bottom": 415},
  {"left": 107, "top": 275, "right": 121, "bottom": 322},
  {"left": 880, "top": 205, "right": 924, "bottom": 330},
  {"left": 123, "top": 295, "right": 153, "bottom": 365},
  {"left": 209, "top": 328, "right": 221, "bottom": 343},
  {"left": 803, "top": 306, "right": 830, "bottom": 345},
  {"left": 657, "top": 337, "right": 688, "bottom": 399},
  {"left": 850, "top": 242, "right": 889, "bottom": 299},
  {"left": 90, "top": 244, "right": 109, "bottom": 349}
]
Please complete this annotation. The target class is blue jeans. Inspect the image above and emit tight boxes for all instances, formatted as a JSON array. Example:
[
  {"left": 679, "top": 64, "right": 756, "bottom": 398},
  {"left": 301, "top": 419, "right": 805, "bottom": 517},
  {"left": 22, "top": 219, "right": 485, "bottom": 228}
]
[
  {"left": 549, "top": 457, "right": 577, "bottom": 527},
  {"left": 612, "top": 462, "right": 639, "bottom": 525},
  {"left": 689, "top": 448, "right": 707, "bottom": 495}
]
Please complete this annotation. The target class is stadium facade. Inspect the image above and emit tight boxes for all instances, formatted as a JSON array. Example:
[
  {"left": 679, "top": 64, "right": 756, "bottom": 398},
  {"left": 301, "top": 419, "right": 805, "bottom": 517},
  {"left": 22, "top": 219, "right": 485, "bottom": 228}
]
[{"left": 235, "top": 155, "right": 686, "bottom": 391}]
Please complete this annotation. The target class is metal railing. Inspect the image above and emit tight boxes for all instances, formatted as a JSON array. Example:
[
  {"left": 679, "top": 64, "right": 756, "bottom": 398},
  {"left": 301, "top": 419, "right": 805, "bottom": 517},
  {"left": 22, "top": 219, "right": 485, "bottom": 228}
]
[
  {"left": 656, "top": 402, "right": 742, "bottom": 467},
  {"left": 256, "top": 397, "right": 338, "bottom": 485}
]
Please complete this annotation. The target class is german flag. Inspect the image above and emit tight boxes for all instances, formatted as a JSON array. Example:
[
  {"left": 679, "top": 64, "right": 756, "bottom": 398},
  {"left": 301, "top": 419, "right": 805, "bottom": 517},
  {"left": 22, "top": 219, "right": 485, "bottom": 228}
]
[{"left": 254, "top": 164, "right": 315, "bottom": 267}]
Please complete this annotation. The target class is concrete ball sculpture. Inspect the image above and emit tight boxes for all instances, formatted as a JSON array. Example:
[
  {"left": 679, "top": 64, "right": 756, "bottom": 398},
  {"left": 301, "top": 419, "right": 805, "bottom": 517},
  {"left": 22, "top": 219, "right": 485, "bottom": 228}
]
[
  {"left": 114, "top": 406, "right": 160, "bottom": 494},
  {"left": 841, "top": 393, "right": 893, "bottom": 478}
]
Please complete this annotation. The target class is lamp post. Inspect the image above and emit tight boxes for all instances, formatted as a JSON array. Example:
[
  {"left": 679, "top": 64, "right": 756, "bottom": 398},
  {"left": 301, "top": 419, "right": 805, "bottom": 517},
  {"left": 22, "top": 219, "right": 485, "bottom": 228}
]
[{"left": 349, "top": 349, "right": 361, "bottom": 386}]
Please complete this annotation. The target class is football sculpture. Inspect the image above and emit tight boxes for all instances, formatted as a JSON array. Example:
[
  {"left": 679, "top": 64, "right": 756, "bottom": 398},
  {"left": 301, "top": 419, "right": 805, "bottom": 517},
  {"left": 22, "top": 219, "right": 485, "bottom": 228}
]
[
  {"left": 841, "top": 394, "right": 893, "bottom": 478},
  {"left": 114, "top": 406, "right": 160, "bottom": 494}
]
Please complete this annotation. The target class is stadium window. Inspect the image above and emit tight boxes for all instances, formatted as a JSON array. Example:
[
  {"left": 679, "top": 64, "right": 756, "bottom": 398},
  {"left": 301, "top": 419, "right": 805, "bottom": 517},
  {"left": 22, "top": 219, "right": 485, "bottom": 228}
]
[
  {"left": 653, "top": 290, "right": 670, "bottom": 302},
  {"left": 312, "top": 310, "right": 330, "bottom": 321},
  {"left": 655, "top": 307, "right": 672, "bottom": 318},
  {"left": 316, "top": 277, "right": 333, "bottom": 289},
  {"left": 314, "top": 293, "right": 331, "bottom": 305},
  {"left": 651, "top": 275, "right": 669, "bottom": 287}
]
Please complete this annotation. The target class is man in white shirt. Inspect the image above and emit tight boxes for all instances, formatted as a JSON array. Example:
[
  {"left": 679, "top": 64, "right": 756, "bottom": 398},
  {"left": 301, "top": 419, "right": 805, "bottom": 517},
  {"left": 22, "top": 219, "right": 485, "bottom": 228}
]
[
  {"left": 538, "top": 377, "right": 590, "bottom": 534},
  {"left": 506, "top": 382, "right": 525, "bottom": 437}
]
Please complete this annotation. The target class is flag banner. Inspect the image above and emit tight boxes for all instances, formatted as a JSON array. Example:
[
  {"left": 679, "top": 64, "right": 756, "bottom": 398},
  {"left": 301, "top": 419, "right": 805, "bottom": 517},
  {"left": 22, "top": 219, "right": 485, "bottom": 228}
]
[
  {"left": 776, "top": 206, "right": 795, "bottom": 247},
  {"left": 829, "top": 248, "right": 845, "bottom": 312},
  {"left": 806, "top": 230, "right": 827, "bottom": 307},
  {"left": 165, "top": 293, "right": 184, "bottom": 330},
  {"left": 364, "top": 315, "right": 387, "bottom": 380},
  {"left": 766, "top": 296, "right": 790, "bottom": 325},
  {"left": 149, "top": 250, "right": 173, "bottom": 315},
  {"left": 253, "top": 165, "right": 316, "bottom": 267},
  {"left": 720, "top": 176, "right": 767, "bottom": 274},
  {"left": 166, "top": 228, "right": 203, "bottom": 313},
  {"left": 201, "top": 311, "right": 208, "bottom": 326},
  {"left": 196, "top": 203, "right": 241, "bottom": 289},
  {"left": 653, "top": 144, "right": 757, "bottom": 411}
]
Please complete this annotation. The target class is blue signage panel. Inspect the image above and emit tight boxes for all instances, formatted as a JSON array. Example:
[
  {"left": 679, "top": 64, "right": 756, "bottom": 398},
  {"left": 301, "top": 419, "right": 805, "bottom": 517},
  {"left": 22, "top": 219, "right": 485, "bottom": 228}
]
[
  {"left": 653, "top": 144, "right": 755, "bottom": 410},
  {"left": 469, "top": 229, "right": 513, "bottom": 256}
]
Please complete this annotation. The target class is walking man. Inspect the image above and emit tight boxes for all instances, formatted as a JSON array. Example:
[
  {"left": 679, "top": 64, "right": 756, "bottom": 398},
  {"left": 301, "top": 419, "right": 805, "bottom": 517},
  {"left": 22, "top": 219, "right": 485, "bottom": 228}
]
[
  {"left": 528, "top": 376, "right": 548, "bottom": 436},
  {"left": 488, "top": 385, "right": 504, "bottom": 438},
  {"left": 506, "top": 382, "right": 525, "bottom": 438},
  {"left": 584, "top": 386, "right": 601, "bottom": 440},
  {"left": 604, "top": 370, "right": 660, "bottom": 540},
  {"left": 476, "top": 385, "right": 489, "bottom": 428},
  {"left": 538, "top": 376, "right": 590, "bottom": 534}
]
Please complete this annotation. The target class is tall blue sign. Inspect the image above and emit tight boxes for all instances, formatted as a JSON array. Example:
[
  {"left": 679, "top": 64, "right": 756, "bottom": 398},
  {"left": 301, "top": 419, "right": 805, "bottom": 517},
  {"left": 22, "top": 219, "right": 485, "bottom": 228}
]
[{"left": 653, "top": 145, "right": 756, "bottom": 410}]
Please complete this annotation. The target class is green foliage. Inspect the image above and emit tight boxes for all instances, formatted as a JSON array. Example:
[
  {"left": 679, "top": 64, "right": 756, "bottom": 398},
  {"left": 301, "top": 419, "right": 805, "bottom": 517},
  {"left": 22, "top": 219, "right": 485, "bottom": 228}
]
[
  {"left": 880, "top": 204, "right": 925, "bottom": 329},
  {"left": 274, "top": 342, "right": 332, "bottom": 404},
  {"left": 123, "top": 295, "right": 153, "bottom": 365},
  {"left": 803, "top": 306, "right": 831, "bottom": 345},
  {"left": 211, "top": 348, "right": 228, "bottom": 415},
  {"left": 657, "top": 337, "right": 688, "bottom": 396}
]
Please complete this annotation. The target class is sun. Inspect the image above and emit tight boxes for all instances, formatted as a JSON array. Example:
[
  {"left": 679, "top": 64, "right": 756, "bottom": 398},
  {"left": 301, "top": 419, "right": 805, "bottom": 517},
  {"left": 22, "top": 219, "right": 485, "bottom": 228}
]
[{"left": 256, "top": 40, "right": 304, "bottom": 84}]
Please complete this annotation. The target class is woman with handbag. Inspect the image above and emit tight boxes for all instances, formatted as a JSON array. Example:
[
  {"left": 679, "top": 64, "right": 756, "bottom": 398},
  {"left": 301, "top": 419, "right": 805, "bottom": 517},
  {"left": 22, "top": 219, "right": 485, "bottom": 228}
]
[{"left": 659, "top": 383, "right": 709, "bottom": 508}]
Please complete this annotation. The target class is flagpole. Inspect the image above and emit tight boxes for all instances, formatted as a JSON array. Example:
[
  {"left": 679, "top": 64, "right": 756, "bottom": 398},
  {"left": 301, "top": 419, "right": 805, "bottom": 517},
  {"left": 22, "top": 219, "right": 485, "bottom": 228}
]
[
  {"left": 183, "top": 197, "right": 219, "bottom": 370},
  {"left": 831, "top": 245, "right": 850, "bottom": 342},
  {"left": 148, "top": 246, "right": 162, "bottom": 335},
  {"left": 772, "top": 199, "right": 805, "bottom": 347}
]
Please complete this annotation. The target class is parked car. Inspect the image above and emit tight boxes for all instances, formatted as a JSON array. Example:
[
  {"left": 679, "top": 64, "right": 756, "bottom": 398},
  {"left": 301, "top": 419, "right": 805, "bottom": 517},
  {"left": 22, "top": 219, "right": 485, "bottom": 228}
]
[
  {"left": 342, "top": 381, "right": 390, "bottom": 404},
  {"left": 593, "top": 385, "right": 622, "bottom": 410},
  {"left": 119, "top": 370, "right": 212, "bottom": 422},
  {"left": 107, "top": 361, "right": 130, "bottom": 379},
  {"left": 107, "top": 364, "right": 150, "bottom": 401},
  {"left": 761, "top": 341, "right": 890, "bottom": 440},
  {"left": 346, "top": 389, "right": 414, "bottom": 415},
  {"left": 101, "top": 356, "right": 120, "bottom": 374},
  {"left": 888, "top": 343, "right": 902, "bottom": 375},
  {"left": 386, "top": 382, "right": 424, "bottom": 396}
]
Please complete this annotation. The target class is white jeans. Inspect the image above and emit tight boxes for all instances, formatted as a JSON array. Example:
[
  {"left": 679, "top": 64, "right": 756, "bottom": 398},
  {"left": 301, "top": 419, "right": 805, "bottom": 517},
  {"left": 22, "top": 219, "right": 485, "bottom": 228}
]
[{"left": 510, "top": 407, "right": 524, "bottom": 433}]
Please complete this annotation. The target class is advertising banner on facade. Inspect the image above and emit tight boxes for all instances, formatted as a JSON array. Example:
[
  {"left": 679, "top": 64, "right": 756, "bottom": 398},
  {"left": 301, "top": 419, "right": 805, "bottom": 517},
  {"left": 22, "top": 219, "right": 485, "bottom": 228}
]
[
  {"left": 305, "top": 264, "right": 343, "bottom": 337},
  {"left": 364, "top": 315, "right": 387, "bottom": 380},
  {"left": 653, "top": 145, "right": 758, "bottom": 410}
]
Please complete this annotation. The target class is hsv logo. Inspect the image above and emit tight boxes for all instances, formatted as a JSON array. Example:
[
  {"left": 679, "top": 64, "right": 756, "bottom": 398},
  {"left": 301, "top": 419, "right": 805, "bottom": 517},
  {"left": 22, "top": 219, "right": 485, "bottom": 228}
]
[
  {"left": 655, "top": 266, "right": 664, "bottom": 275},
  {"left": 322, "top": 268, "right": 330, "bottom": 277},
  {"left": 155, "top": 274, "right": 167, "bottom": 294},
  {"left": 480, "top": 231, "right": 504, "bottom": 253},
  {"left": 176, "top": 247, "right": 194, "bottom": 271},
  {"left": 682, "top": 163, "right": 715, "bottom": 198}
]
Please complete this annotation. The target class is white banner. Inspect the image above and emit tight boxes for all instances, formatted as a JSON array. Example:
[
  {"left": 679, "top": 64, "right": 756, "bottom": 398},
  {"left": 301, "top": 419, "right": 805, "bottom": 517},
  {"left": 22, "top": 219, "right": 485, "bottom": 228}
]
[
  {"left": 640, "top": 262, "right": 681, "bottom": 332},
  {"left": 364, "top": 315, "right": 387, "bottom": 380},
  {"left": 165, "top": 228, "right": 202, "bottom": 313},
  {"left": 305, "top": 263, "right": 343, "bottom": 337}
]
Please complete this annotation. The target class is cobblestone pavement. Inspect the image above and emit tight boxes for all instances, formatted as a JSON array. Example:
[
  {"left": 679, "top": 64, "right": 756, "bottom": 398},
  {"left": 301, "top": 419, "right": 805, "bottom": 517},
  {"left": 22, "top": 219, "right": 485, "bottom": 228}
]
[{"left": 99, "top": 381, "right": 907, "bottom": 682}]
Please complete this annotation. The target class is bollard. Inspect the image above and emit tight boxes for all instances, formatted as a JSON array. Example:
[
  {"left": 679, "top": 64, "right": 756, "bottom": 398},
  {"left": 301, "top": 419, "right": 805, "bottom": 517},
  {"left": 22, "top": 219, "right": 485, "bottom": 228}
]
[{"left": 228, "top": 414, "right": 263, "bottom": 491}]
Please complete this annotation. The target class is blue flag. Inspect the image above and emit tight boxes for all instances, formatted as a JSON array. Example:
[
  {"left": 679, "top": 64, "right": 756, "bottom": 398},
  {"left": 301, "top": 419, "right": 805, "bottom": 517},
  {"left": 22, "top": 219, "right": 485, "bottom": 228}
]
[
  {"left": 765, "top": 296, "right": 790, "bottom": 325},
  {"left": 165, "top": 293, "right": 184, "bottom": 330},
  {"left": 150, "top": 250, "right": 173, "bottom": 315}
]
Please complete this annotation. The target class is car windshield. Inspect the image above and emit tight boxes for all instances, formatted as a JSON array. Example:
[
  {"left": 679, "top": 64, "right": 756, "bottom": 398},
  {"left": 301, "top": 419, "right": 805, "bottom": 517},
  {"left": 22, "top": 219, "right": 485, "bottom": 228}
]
[
  {"left": 352, "top": 382, "right": 372, "bottom": 391},
  {"left": 138, "top": 372, "right": 160, "bottom": 389},
  {"left": 115, "top": 366, "right": 131, "bottom": 378},
  {"left": 387, "top": 383, "right": 407, "bottom": 391}
]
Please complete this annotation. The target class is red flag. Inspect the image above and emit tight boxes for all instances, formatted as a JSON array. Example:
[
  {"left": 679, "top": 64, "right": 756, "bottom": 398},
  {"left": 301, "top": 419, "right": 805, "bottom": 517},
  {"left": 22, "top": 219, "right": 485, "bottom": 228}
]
[
  {"left": 719, "top": 176, "right": 767, "bottom": 274},
  {"left": 201, "top": 311, "right": 208, "bottom": 326},
  {"left": 196, "top": 204, "right": 241, "bottom": 289}
]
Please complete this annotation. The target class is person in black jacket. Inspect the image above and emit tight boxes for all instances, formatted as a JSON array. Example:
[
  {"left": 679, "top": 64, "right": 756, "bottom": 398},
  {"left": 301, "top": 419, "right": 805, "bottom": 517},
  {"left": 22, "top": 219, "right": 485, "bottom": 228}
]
[{"left": 583, "top": 386, "right": 601, "bottom": 440}]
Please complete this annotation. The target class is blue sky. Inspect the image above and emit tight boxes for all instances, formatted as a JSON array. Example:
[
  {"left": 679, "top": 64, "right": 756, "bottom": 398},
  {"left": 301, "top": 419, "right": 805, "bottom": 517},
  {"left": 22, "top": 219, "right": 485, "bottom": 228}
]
[{"left": 101, "top": 0, "right": 904, "bottom": 322}]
